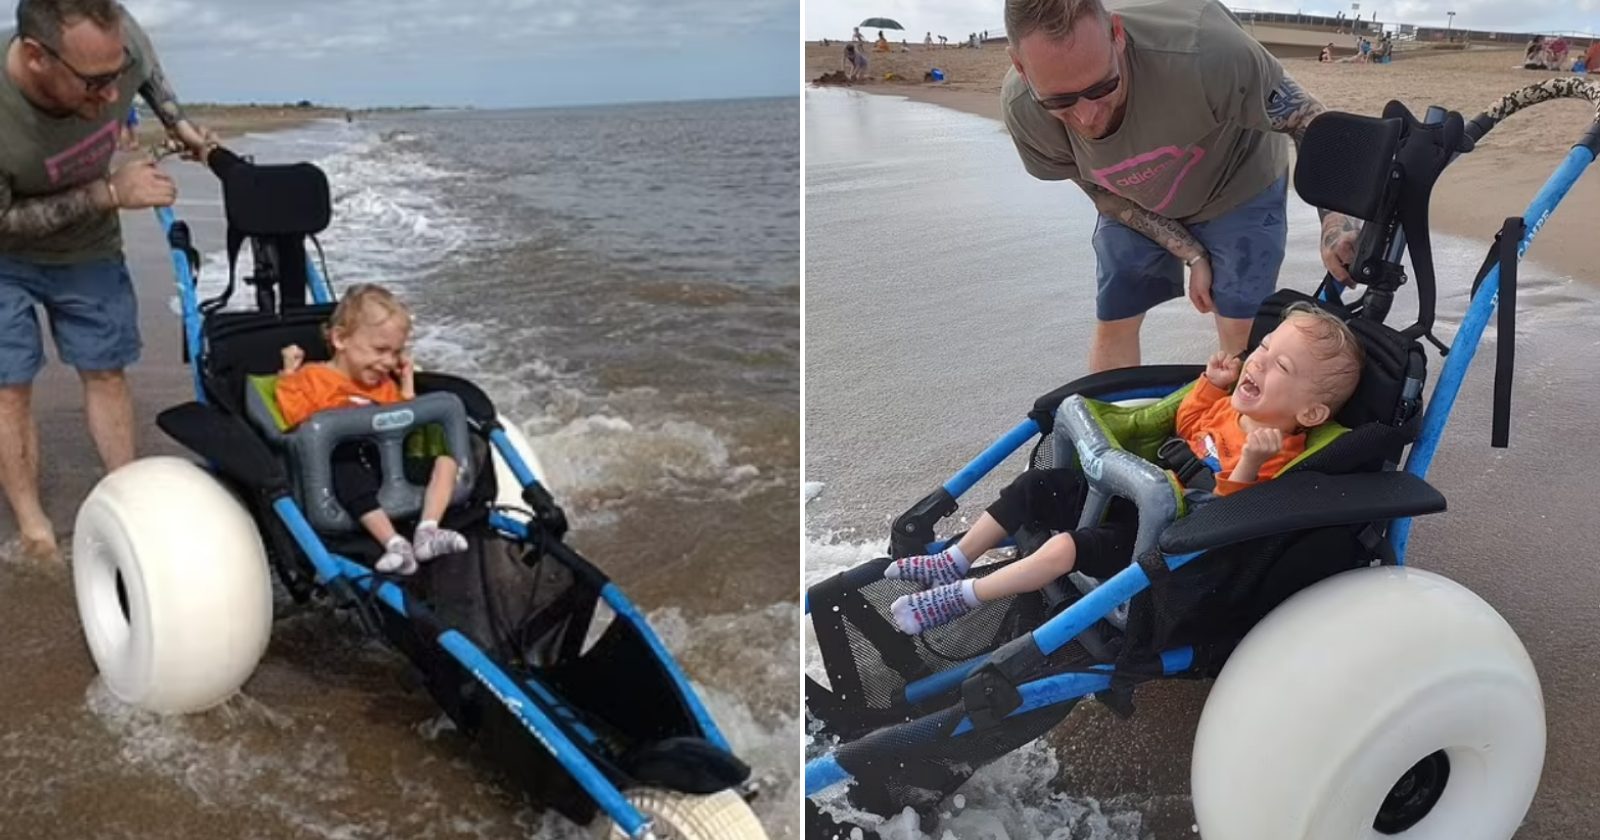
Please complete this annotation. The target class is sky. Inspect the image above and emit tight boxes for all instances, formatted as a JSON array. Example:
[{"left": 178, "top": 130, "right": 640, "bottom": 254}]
[
  {"left": 805, "top": 0, "right": 1600, "bottom": 43},
  {"left": 4, "top": 0, "right": 800, "bottom": 108}
]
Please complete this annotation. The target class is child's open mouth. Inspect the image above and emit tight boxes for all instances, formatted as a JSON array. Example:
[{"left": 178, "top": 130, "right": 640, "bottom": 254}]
[{"left": 1237, "top": 373, "right": 1262, "bottom": 401}]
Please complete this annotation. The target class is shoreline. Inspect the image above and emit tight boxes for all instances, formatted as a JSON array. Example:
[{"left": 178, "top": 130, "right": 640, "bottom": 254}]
[{"left": 808, "top": 45, "right": 1600, "bottom": 284}]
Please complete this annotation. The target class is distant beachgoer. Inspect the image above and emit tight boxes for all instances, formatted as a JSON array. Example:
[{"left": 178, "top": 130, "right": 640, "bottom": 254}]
[
  {"left": 1319, "top": 43, "right": 1333, "bottom": 62},
  {"left": 852, "top": 26, "right": 865, "bottom": 46},
  {"left": 1585, "top": 41, "right": 1600, "bottom": 74},
  {"left": 843, "top": 44, "right": 868, "bottom": 81},
  {"left": 118, "top": 106, "right": 138, "bottom": 150},
  {"left": 938, "top": 34, "right": 948, "bottom": 48},
  {"left": 1525, "top": 35, "right": 1546, "bottom": 69},
  {"left": 925, "top": 31, "right": 933, "bottom": 48},
  {"left": 875, "top": 31, "right": 890, "bottom": 52},
  {"left": 1002, "top": 0, "right": 1362, "bottom": 370},
  {"left": 1548, "top": 37, "right": 1570, "bottom": 68},
  {"left": 1358, "top": 37, "right": 1371, "bottom": 63}
]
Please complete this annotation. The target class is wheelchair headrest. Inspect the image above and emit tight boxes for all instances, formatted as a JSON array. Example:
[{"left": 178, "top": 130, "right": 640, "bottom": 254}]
[{"left": 221, "top": 161, "right": 331, "bottom": 238}]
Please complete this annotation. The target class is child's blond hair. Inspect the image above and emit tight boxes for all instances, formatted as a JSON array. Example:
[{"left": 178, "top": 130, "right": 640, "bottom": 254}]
[
  {"left": 326, "top": 283, "right": 410, "bottom": 346},
  {"left": 1281, "top": 302, "right": 1364, "bottom": 415}
]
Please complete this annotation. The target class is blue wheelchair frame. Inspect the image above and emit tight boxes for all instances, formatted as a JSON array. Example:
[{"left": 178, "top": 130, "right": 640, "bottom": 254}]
[
  {"left": 805, "top": 97, "right": 1600, "bottom": 797},
  {"left": 156, "top": 205, "right": 733, "bottom": 839}
]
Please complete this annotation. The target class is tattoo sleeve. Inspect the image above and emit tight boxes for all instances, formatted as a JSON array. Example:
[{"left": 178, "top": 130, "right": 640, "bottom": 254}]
[
  {"left": 0, "top": 178, "right": 105, "bottom": 239},
  {"left": 138, "top": 62, "right": 189, "bottom": 132},
  {"left": 1076, "top": 181, "right": 1206, "bottom": 261},
  {"left": 1264, "top": 73, "right": 1359, "bottom": 233}
]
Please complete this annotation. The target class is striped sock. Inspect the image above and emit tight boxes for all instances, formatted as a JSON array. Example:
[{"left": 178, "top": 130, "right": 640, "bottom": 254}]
[
  {"left": 884, "top": 545, "right": 969, "bottom": 587},
  {"left": 890, "top": 580, "right": 980, "bottom": 634}
]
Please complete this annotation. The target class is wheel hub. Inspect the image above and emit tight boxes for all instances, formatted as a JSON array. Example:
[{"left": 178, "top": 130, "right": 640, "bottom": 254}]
[{"left": 1374, "top": 749, "right": 1451, "bottom": 834}]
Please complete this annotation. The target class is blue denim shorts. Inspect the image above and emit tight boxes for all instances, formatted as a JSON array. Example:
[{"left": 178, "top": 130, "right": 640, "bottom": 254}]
[
  {"left": 1091, "top": 175, "right": 1289, "bottom": 320},
  {"left": 0, "top": 255, "right": 141, "bottom": 385}
]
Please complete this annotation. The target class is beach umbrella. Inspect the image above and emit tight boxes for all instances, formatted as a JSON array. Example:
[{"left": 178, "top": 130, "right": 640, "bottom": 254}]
[{"left": 859, "top": 17, "right": 904, "bottom": 30}]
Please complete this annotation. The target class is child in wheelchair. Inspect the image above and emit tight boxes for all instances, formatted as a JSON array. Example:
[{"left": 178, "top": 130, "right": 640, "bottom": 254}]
[
  {"left": 276, "top": 283, "right": 468, "bottom": 574},
  {"left": 886, "top": 303, "right": 1365, "bottom": 634}
]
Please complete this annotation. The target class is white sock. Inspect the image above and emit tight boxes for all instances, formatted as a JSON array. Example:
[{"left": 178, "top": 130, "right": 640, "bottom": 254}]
[{"left": 376, "top": 535, "right": 418, "bottom": 575}]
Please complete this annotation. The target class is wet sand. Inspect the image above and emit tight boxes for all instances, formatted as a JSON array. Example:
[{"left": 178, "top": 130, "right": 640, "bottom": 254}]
[
  {"left": 805, "top": 42, "right": 1600, "bottom": 285},
  {"left": 803, "top": 85, "right": 1600, "bottom": 838}
]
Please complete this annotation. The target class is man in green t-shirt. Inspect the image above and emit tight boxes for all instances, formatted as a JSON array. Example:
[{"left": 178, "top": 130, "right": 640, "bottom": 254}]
[
  {"left": 1, "top": 0, "right": 216, "bottom": 559},
  {"left": 1002, "top": 0, "right": 1362, "bottom": 372}
]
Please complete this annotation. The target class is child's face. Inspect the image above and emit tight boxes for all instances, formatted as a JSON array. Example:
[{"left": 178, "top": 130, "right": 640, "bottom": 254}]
[
  {"left": 1230, "top": 320, "right": 1335, "bottom": 430},
  {"left": 332, "top": 310, "right": 410, "bottom": 388}
]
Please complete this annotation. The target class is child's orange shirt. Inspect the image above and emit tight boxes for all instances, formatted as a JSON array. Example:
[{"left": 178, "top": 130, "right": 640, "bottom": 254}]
[
  {"left": 276, "top": 364, "right": 403, "bottom": 429},
  {"left": 1174, "top": 377, "right": 1306, "bottom": 496}
]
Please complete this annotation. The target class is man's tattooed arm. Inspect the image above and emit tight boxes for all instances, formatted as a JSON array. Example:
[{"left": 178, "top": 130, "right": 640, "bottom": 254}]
[
  {"left": 1264, "top": 71, "right": 1362, "bottom": 274},
  {"left": 0, "top": 178, "right": 112, "bottom": 239},
  {"left": 1263, "top": 73, "right": 1358, "bottom": 230},
  {"left": 1076, "top": 181, "right": 1205, "bottom": 261},
  {"left": 138, "top": 62, "right": 187, "bottom": 132}
]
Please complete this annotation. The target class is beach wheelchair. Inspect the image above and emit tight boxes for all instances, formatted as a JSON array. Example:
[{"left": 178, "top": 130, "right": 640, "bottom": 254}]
[
  {"left": 70, "top": 146, "right": 768, "bottom": 839},
  {"left": 806, "top": 79, "right": 1600, "bottom": 838}
]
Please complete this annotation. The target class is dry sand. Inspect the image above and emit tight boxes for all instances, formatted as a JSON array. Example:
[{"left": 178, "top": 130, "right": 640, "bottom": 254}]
[
  {"left": 128, "top": 103, "right": 395, "bottom": 146},
  {"left": 807, "top": 42, "right": 1600, "bottom": 282}
]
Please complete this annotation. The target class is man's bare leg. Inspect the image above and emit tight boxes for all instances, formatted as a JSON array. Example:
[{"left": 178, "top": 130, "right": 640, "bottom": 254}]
[
  {"left": 1214, "top": 314, "right": 1252, "bottom": 359},
  {"left": 0, "top": 384, "right": 57, "bottom": 558},
  {"left": 1089, "top": 314, "right": 1145, "bottom": 373},
  {"left": 80, "top": 369, "right": 135, "bottom": 471}
]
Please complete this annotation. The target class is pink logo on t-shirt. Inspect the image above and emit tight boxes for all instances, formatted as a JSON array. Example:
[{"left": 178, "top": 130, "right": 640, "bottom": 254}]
[
  {"left": 43, "top": 121, "right": 120, "bottom": 186},
  {"left": 1091, "top": 144, "right": 1207, "bottom": 214}
]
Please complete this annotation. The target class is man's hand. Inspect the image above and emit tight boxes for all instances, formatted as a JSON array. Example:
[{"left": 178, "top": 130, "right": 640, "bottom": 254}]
[
  {"left": 1320, "top": 212, "right": 1362, "bottom": 287},
  {"left": 1204, "top": 349, "right": 1242, "bottom": 390},
  {"left": 280, "top": 344, "right": 305, "bottom": 374},
  {"left": 107, "top": 160, "right": 177, "bottom": 209},
  {"left": 1187, "top": 254, "right": 1215, "bottom": 314},
  {"left": 162, "top": 119, "right": 220, "bottom": 162}
]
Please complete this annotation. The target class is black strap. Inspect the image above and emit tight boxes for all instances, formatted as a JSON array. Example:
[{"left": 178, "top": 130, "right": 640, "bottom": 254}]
[
  {"left": 1492, "top": 216, "right": 1524, "bottom": 448},
  {"left": 1155, "top": 436, "right": 1216, "bottom": 492}
]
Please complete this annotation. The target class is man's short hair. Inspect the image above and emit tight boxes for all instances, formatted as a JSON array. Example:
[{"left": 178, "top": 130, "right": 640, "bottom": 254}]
[
  {"left": 1005, "top": 0, "right": 1110, "bottom": 46},
  {"left": 16, "top": 0, "right": 122, "bottom": 45}
]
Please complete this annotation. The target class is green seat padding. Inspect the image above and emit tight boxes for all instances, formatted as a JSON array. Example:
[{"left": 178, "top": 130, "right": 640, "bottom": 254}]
[{"left": 248, "top": 374, "right": 291, "bottom": 432}]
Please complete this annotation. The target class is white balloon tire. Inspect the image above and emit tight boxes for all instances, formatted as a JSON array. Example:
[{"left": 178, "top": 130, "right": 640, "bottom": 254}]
[
  {"left": 73, "top": 456, "right": 274, "bottom": 714},
  {"left": 1191, "top": 566, "right": 1545, "bottom": 840},
  {"left": 595, "top": 788, "right": 768, "bottom": 840},
  {"left": 493, "top": 412, "right": 552, "bottom": 507}
]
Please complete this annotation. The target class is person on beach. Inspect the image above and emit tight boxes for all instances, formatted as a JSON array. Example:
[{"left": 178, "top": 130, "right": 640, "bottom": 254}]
[
  {"left": 117, "top": 104, "right": 136, "bottom": 149},
  {"left": 852, "top": 26, "right": 866, "bottom": 47},
  {"left": 1001, "top": 0, "right": 1364, "bottom": 373},
  {"left": 1584, "top": 40, "right": 1600, "bottom": 74},
  {"left": 925, "top": 31, "right": 934, "bottom": 48},
  {"left": 1319, "top": 42, "right": 1334, "bottom": 62},
  {"left": 276, "top": 284, "right": 468, "bottom": 575},
  {"left": 0, "top": 0, "right": 217, "bottom": 559},
  {"left": 875, "top": 31, "right": 890, "bottom": 52},
  {"left": 843, "top": 44, "right": 868, "bottom": 81},
  {"left": 885, "top": 305, "right": 1364, "bottom": 633}
]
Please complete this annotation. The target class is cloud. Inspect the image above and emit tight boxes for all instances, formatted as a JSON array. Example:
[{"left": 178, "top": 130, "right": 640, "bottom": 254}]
[{"left": 3, "top": 0, "right": 800, "bottom": 105}]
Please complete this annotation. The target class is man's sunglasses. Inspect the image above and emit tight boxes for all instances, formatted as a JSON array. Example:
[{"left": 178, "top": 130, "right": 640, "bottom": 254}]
[
  {"left": 25, "top": 36, "right": 135, "bottom": 93},
  {"left": 1031, "top": 71, "right": 1121, "bottom": 111}
]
